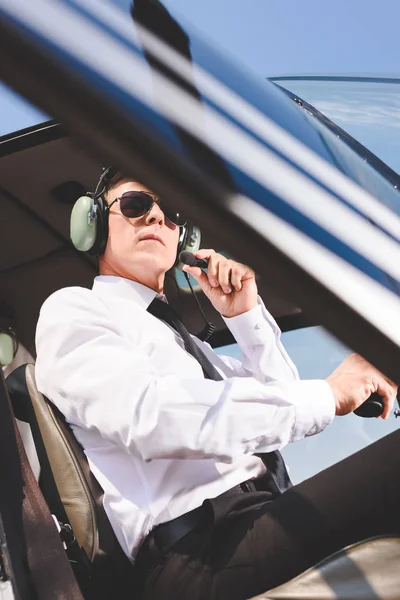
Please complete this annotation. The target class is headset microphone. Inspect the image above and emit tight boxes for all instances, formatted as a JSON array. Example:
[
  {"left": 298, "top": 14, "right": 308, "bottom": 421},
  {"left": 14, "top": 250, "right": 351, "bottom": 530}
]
[{"left": 179, "top": 251, "right": 208, "bottom": 269}]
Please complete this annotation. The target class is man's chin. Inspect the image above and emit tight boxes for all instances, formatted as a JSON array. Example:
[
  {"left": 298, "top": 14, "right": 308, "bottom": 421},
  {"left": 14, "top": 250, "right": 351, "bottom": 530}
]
[{"left": 127, "top": 252, "right": 175, "bottom": 277}]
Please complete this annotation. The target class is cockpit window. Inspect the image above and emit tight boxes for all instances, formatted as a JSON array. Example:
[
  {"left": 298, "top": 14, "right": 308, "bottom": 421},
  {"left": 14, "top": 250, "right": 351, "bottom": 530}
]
[
  {"left": 272, "top": 78, "right": 400, "bottom": 174},
  {"left": 303, "top": 111, "right": 400, "bottom": 217}
]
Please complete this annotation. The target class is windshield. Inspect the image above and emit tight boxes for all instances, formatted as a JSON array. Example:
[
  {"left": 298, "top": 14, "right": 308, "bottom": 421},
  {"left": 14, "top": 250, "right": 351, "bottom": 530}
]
[
  {"left": 271, "top": 77, "right": 400, "bottom": 174},
  {"left": 303, "top": 108, "right": 400, "bottom": 218}
]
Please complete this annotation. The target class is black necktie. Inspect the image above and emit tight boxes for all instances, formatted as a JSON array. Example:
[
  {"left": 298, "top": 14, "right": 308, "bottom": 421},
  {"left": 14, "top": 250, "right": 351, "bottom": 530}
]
[
  {"left": 147, "top": 297, "right": 292, "bottom": 495},
  {"left": 148, "top": 297, "right": 223, "bottom": 380}
]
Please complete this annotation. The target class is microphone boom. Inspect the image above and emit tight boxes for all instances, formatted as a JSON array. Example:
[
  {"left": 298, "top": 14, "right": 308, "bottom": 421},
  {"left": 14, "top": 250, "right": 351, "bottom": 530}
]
[{"left": 179, "top": 251, "right": 208, "bottom": 269}]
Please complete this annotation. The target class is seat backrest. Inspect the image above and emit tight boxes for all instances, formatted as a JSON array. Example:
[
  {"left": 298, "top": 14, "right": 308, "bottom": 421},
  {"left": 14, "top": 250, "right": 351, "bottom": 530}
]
[{"left": 7, "top": 364, "right": 130, "bottom": 573}]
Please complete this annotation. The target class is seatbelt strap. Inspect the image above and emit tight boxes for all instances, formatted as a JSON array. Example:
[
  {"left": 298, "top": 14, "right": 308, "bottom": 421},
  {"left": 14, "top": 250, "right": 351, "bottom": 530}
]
[
  {"left": 14, "top": 403, "right": 85, "bottom": 600},
  {"left": 7, "top": 366, "right": 90, "bottom": 575},
  {"left": 1, "top": 369, "right": 84, "bottom": 600},
  {"left": 0, "top": 370, "right": 33, "bottom": 600}
]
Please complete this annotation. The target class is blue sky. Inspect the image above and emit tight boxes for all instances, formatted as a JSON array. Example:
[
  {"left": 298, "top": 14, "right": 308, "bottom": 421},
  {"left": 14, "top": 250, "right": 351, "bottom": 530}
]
[
  {"left": 1, "top": 0, "right": 399, "bottom": 135},
  {"left": 147, "top": 0, "right": 400, "bottom": 76}
]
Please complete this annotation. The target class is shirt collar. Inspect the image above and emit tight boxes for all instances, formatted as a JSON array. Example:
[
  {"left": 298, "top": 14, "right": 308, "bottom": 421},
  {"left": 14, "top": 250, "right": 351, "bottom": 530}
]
[{"left": 92, "top": 275, "right": 159, "bottom": 309}]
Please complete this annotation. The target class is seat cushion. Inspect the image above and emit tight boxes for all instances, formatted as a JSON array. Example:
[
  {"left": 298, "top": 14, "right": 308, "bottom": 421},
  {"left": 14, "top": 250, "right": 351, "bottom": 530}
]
[{"left": 250, "top": 536, "right": 400, "bottom": 599}]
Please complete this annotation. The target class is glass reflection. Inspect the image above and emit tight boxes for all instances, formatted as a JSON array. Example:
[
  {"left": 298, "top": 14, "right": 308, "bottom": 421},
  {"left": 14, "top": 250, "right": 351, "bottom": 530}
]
[{"left": 273, "top": 79, "right": 400, "bottom": 174}]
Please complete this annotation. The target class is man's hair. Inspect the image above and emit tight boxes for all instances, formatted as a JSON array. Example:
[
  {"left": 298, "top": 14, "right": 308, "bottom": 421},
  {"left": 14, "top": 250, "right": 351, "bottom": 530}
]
[{"left": 103, "top": 170, "right": 127, "bottom": 203}]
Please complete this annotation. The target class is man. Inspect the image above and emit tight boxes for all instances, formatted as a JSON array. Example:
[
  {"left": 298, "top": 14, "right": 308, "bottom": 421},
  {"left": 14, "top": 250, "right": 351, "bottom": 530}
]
[{"left": 35, "top": 172, "right": 399, "bottom": 600}]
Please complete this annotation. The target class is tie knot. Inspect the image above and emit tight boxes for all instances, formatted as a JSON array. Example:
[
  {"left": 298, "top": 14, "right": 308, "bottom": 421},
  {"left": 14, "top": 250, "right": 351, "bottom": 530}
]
[{"left": 148, "top": 297, "right": 179, "bottom": 326}]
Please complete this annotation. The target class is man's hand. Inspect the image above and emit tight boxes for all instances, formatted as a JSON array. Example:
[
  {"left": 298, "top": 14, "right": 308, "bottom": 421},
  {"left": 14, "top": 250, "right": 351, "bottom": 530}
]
[
  {"left": 182, "top": 249, "right": 258, "bottom": 318},
  {"left": 326, "top": 353, "right": 398, "bottom": 419}
]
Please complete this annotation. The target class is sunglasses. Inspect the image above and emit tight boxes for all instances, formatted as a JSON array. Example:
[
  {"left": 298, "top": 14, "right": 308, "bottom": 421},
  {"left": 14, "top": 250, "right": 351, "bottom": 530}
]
[{"left": 108, "top": 191, "right": 186, "bottom": 227}]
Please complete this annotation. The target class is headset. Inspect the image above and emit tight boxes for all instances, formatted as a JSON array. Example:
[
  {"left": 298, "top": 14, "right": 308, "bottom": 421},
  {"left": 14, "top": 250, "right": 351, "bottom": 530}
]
[
  {"left": 0, "top": 308, "right": 18, "bottom": 368},
  {"left": 70, "top": 168, "right": 215, "bottom": 340},
  {"left": 70, "top": 166, "right": 201, "bottom": 266}
]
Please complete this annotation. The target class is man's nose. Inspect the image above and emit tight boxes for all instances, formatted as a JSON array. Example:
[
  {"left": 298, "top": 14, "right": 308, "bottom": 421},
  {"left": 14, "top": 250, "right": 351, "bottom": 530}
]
[{"left": 145, "top": 202, "right": 164, "bottom": 226}]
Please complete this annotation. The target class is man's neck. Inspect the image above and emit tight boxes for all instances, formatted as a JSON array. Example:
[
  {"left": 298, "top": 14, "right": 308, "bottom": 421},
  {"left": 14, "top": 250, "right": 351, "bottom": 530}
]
[{"left": 98, "top": 260, "right": 164, "bottom": 294}]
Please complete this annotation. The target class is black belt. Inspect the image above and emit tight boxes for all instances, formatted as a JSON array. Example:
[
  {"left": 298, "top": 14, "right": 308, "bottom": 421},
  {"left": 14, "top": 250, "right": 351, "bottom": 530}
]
[
  {"left": 139, "top": 482, "right": 255, "bottom": 559},
  {"left": 147, "top": 504, "right": 207, "bottom": 555}
]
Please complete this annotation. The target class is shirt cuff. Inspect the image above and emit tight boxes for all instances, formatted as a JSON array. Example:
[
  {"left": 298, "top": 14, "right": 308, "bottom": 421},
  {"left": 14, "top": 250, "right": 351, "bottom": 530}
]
[
  {"left": 222, "top": 302, "right": 276, "bottom": 350},
  {"left": 283, "top": 379, "right": 336, "bottom": 440}
]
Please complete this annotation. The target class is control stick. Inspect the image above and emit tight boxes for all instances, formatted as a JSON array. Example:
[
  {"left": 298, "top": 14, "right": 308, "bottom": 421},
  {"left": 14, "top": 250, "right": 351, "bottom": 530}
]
[
  {"left": 354, "top": 390, "right": 400, "bottom": 418},
  {"left": 354, "top": 393, "right": 384, "bottom": 418}
]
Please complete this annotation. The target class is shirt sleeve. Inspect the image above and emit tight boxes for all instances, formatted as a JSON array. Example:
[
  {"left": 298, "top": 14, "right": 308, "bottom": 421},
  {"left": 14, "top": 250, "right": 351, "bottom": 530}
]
[
  {"left": 35, "top": 288, "right": 335, "bottom": 464},
  {"left": 217, "top": 297, "right": 298, "bottom": 383}
]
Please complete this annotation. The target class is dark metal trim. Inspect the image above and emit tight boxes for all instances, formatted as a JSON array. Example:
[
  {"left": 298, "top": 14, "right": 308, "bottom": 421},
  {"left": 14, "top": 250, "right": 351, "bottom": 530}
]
[
  {"left": 269, "top": 75, "right": 400, "bottom": 84},
  {"left": 0, "top": 120, "right": 64, "bottom": 158}
]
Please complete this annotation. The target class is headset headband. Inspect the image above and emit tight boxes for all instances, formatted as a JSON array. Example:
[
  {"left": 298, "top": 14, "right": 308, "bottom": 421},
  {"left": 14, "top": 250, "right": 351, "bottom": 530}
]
[{"left": 70, "top": 167, "right": 202, "bottom": 261}]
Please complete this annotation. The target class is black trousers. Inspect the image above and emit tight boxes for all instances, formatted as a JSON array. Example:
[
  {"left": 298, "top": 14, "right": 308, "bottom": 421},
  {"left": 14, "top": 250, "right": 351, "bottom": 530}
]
[{"left": 135, "top": 429, "right": 400, "bottom": 600}]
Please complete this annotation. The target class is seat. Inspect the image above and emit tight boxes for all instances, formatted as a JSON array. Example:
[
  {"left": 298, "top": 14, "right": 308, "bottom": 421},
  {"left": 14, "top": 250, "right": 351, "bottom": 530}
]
[
  {"left": 6, "top": 364, "right": 400, "bottom": 600},
  {"left": 7, "top": 363, "right": 136, "bottom": 600},
  {"left": 250, "top": 536, "right": 400, "bottom": 600}
]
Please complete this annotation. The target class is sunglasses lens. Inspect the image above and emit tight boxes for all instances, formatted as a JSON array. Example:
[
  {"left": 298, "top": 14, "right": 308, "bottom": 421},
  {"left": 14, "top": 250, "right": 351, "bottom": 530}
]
[
  {"left": 119, "top": 191, "right": 187, "bottom": 226},
  {"left": 162, "top": 205, "right": 187, "bottom": 227},
  {"left": 119, "top": 191, "right": 153, "bottom": 218}
]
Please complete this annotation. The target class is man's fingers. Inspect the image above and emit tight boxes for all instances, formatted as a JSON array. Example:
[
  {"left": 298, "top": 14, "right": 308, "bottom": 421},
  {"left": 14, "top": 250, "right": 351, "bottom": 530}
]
[
  {"left": 182, "top": 265, "right": 210, "bottom": 290},
  {"left": 195, "top": 249, "right": 215, "bottom": 260},
  {"left": 218, "top": 262, "right": 232, "bottom": 293},
  {"left": 199, "top": 251, "right": 219, "bottom": 288},
  {"left": 230, "top": 266, "right": 243, "bottom": 292},
  {"left": 195, "top": 250, "right": 231, "bottom": 291},
  {"left": 192, "top": 249, "right": 254, "bottom": 295},
  {"left": 376, "top": 378, "right": 395, "bottom": 419},
  {"left": 373, "top": 368, "right": 397, "bottom": 418}
]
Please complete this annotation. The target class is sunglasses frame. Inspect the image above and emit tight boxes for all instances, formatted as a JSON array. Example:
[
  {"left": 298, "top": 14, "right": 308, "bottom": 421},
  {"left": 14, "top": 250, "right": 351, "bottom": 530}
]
[{"left": 107, "top": 190, "right": 187, "bottom": 227}]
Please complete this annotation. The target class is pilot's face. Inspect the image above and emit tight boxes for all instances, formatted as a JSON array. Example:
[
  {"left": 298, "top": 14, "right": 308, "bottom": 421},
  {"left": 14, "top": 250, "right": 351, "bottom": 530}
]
[{"left": 99, "top": 179, "right": 180, "bottom": 292}]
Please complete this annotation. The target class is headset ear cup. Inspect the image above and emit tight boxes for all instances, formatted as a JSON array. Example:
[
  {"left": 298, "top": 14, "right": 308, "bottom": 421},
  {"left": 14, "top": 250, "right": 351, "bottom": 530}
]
[
  {"left": 70, "top": 196, "right": 98, "bottom": 252},
  {"left": 70, "top": 196, "right": 108, "bottom": 255},
  {"left": 175, "top": 224, "right": 201, "bottom": 270},
  {"left": 0, "top": 332, "right": 17, "bottom": 367}
]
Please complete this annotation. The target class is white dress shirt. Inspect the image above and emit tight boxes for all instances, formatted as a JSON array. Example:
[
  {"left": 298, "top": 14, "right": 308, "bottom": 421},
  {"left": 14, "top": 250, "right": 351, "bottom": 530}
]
[{"left": 35, "top": 275, "right": 335, "bottom": 559}]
